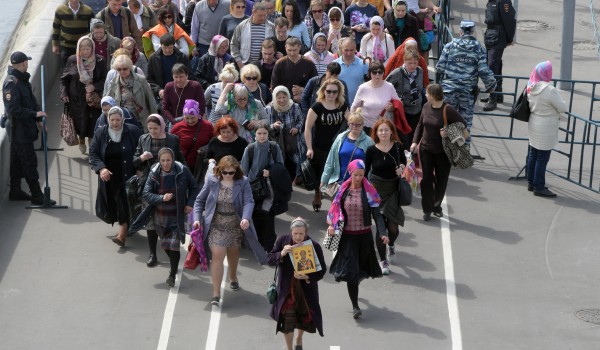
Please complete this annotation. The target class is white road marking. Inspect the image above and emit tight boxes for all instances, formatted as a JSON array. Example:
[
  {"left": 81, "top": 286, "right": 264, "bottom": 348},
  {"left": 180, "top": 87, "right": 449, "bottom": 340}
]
[
  {"left": 330, "top": 346, "right": 341, "bottom": 350},
  {"left": 157, "top": 247, "right": 185, "bottom": 350},
  {"left": 205, "top": 259, "right": 228, "bottom": 350},
  {"left": 440, "top": 198, "right": 463, "bottom": 350}
]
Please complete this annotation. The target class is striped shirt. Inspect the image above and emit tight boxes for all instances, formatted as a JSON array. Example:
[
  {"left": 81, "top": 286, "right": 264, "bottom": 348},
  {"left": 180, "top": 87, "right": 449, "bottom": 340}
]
[
  {"left": 52, "top": 3, "right": 95, "bottom": 49},
  {"left": 249, "top": 23, "right": 266, "bottom": 63}
]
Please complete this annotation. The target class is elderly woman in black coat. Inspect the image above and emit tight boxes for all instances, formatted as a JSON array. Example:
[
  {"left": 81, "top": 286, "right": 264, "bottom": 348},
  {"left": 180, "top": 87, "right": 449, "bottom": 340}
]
[
  {"left": 60, "top": 36, "right": 108, "bottom": 154},
  {"left": 133, "top": 113, "right": 186, "bottom": 267},
  {"left": 90, "top": 106, "right": 143, "bottom": 247},
  {"left": 268, "top": 217, "right": 326, "bottom": 350}
]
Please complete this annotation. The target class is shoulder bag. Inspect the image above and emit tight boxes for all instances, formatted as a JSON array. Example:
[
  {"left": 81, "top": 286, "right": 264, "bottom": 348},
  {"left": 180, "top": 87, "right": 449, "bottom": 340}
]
[
  {"left": 510, "top": 87, "right": 531, "bottom": 122},
  {"left": 266, "top": 265, "right": 278, "bottom": 304}
]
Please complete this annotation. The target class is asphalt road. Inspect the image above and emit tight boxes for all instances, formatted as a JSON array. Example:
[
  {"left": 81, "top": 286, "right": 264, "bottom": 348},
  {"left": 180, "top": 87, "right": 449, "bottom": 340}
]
[{"left": 0, "top": 75, "right": 599, "bottom": 350}]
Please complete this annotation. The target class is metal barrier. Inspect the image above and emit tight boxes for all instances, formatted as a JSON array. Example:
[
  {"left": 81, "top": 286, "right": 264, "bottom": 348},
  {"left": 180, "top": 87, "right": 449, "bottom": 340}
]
[{"left": 472, "top": 75, "right": 600, "bottom": 194}]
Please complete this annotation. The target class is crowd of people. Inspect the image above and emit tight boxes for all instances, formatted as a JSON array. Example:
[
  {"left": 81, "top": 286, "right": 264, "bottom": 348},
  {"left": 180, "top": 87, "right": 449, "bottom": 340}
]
[{"left": 4, "top": 0, "right": 571, "bottom": 349}]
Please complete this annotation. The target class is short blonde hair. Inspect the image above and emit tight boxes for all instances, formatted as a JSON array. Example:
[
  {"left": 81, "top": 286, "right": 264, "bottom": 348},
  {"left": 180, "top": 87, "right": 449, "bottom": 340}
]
[
  {"left": 219, "top": 62, "right": 239, "bottom": 82},
  {"left": 347, "top": 108, "right": 365, "bottom": 125},
  {"left": 309, "top": 0, "right": 323, "bottom": 10},
  {"left": 240, "top": 64, "right": 262, "bottom": 82},
  {"left": 112, "top": 55, "right": 133, "bottom": 71}
]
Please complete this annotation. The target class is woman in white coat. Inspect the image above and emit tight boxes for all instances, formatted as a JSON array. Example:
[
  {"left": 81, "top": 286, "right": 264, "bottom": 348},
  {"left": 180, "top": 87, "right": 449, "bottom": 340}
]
[{"left": 526, "top": 61, "right": 568, "bottom": 198}]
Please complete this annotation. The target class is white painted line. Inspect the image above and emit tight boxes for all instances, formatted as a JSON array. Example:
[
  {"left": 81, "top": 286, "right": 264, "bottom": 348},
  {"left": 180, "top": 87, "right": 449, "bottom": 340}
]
[
  {"left": 157, "top": 247, "right": 185, "bottom": 350},
  {"left": 440, "top": 198, "right": 463, "bottom": 350},
  {"left": 205, "top": 258, "right": 228, "bottom": 350},
  {"left": 330, "top": 346, "right": 341, "bottom": 350}
]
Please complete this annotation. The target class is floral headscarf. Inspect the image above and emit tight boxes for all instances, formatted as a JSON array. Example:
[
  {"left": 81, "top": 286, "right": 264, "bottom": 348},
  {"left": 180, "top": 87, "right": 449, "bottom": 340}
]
[
  {"left": 121, "top": 37, "right": 140, "bottom": 65},
  {"left": 208, "top": 35, "right": 230, "bottom": 76},
  {"left": 310, "top": 32, "right": 328, "bottom": 61},
  {"left": 527, "top": 61, "right": 552, "bottom": 93},
  {"left": 76, "top": 37, "right": 96, "bottom": 84},
  {"left": 182, "top": 99, "right": 200, "bottom": 116},
  {"left": 327, "top": 7, "right": 344, "bottom": 55},
  {"left": 326, "top": 159, "right": 381, "bottom": 230},
  {"left": 370, "top": 16, "right": 386, "bottom": 63}
]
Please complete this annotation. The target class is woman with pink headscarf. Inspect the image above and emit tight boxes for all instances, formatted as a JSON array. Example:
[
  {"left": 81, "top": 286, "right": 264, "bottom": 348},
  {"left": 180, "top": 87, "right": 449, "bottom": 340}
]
[
  {"left": 359, "top": 16, "right": 395, "bottom": 65},
  {"left": 133, "top": 114, "right": 187, "bottom": 267},
  {"left": 326, "top": 159, "right": 389, "bottom": 319},
  {"left": 526, "top": 61, "right": 568, "bottom": 198}
]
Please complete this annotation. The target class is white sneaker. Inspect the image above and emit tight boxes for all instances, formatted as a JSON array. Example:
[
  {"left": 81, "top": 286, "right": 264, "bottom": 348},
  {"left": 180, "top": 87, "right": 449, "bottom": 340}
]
[
  {"left": 380, "top": 260, "right": 390, "bottom": 275},
  {"left": 387, "top": 245, "right": 396, "bottom": 264}
]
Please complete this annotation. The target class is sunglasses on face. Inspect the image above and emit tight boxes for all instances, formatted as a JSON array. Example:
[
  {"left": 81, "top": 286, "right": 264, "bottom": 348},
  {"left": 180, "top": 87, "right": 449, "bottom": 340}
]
[
  {"left": 235, "top": 5, "right": 246, "bottom": 9},
  {"left": 163, "top": 14, "right": 173, "bottom": 19},
  {"left": 349, "top": 123, "right": 363, "bottom": 128},
  {"left": 221, "top": 171, "right": 235, "bottom": 175},
  {"left": 325, "top": 89, "right": 339, "bottom": 94},
  {"left": 312, "top": 9, "right": 323, "bottom": 13},
  {"left": 371, "top": 70, "right": 384, "bottom": 75},
  {"left": 330, "top": 17, "right": 341, "bottom": 22},
  {"left": 245, "top": 76, "right": 258, "bottom": 81}
]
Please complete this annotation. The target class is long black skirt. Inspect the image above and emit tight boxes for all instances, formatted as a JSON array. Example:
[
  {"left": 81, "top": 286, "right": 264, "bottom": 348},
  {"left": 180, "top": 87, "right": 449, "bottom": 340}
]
[{"left": 329, "top": 231, "right": 382, "bottom": 285}]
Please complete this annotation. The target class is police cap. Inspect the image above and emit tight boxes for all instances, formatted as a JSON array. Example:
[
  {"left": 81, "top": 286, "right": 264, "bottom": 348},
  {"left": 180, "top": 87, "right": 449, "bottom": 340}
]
[{"left": 460, "top": 20, "right": 475, "bottom": 30}]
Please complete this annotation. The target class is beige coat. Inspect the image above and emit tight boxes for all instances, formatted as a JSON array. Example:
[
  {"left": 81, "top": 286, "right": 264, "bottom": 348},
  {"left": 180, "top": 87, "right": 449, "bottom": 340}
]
[{"left": 105, "top": 73, "right": 157, "bottom": 132}]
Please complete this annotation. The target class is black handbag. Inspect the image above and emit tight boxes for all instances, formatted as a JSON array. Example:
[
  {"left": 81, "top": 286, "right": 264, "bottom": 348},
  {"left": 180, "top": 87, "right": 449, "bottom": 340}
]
[
  {"left": 510, "top": 87, "right": 531, "bottom": 122},
  {"left": 398, "top": 177, "right": 412, "bottom": 206},
  {"left": 300, "top": 159, "right": 318, "bottom": 191},
  {"left": 250, "top": 176, "right": 269, "bottom": 202}
]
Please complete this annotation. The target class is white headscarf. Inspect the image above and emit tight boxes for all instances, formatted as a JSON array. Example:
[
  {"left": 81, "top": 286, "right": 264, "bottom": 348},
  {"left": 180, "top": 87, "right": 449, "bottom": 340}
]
[{"left": 107, "top": 106, "right": 125, "bottom": 143}]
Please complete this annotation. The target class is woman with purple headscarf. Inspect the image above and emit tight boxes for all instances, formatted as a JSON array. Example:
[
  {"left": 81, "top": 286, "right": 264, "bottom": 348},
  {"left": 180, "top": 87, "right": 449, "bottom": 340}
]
[
  {"left": 526, "top": 61, "right": 568, "bottom": 198},
  {"left": 326, "top": 159, "right": 388, "bottom": 319}
]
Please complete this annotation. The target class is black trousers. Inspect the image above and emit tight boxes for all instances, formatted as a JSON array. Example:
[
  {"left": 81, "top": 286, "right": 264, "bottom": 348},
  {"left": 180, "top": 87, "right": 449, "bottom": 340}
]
[
  {"left": 487, "top": 46, "right": 505, "bottom": 94},
  {"left": 10, "top": 141, "right": 41, "bottom": 195},
  {"left": 252, "top": 210, "right": 277, "bottom": 251},
  {"left": 419, "top": 149, "right": 451, "bottom": 214}
]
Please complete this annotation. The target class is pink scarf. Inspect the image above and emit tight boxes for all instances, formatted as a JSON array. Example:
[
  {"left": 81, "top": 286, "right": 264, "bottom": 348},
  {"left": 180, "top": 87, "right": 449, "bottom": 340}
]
[
  {"left": 326, "top": 159, "right": 381, "bottom": 230},
  {"left": 370, "top": 16, "right": 386, "bottom": 62},
  {"left": 148, "top": 113, "right": 167, "bottom": 139},
  {"left": 527, "top": 61, "right": 552, "bottom": 93}
]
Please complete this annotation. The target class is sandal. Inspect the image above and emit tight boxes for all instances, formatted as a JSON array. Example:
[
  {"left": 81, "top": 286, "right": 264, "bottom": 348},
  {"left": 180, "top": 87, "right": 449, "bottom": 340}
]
[{"left": 112, "top": 235, "right": 125, "bottom": 247}]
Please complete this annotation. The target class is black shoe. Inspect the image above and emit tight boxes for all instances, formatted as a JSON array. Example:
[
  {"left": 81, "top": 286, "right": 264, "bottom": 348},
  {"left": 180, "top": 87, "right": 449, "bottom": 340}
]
[
  {"left": 423, "top": 212, "right": 432, "bottom": 221},
  {"left": 30, "top": 194, "right": 57, "bottom": 206},
  {"left": 166, "top": 275, "right": 175, "bottom": 287},
  {"left": 9, "top": 189, "right": 31, "bottom": 201},
  {"left": 496, "top": 95, "right": 504, "bottom": 103},
  {"left": 483, "top": 99, "right": 497, "bottom": 111},
  {"left": 527, "top": 184, "right": 534, "bottom": 192},
  {"left": 230, "top": 281, "right": 240, "bottom": 291},
  {"left": 210, "top": 296, "right": 220, "bottom": 306},
  {"left": 146, "top": 254, "right": 157, "bottom": 267},
  {"left": 480, "top": 97, "right": 489, "bottom": 103},
  {"left": 534, "top": 188, "right": 557, "bottom": 198},
  {"left": 433, "top": 208, "right": 443, "bottom": 217}
]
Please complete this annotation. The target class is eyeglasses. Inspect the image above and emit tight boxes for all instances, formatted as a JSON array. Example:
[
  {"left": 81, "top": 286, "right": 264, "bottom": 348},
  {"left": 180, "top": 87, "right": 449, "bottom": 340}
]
[
  {"left": 371, "top": 70, "right": 384, "bottom": 75},
  {"left": 164, "top": 14, "right": 173, "bottom": 19},
  {"left": 116, "top": 67, "right": 129, "bottom": 71},
  {"left": 311, "top": 9, "right": 323, "bottom": 13},
  {"left": 325, "top": 89, "right": 339, "bottom": 94},
  {"left": 330, "top": 18, "right": 341, "bottom": 22},
  {"left": 236, "top": 97, "right": 248, "bottom": 101},
  {"left": 235, "top": 5, "right": 246, "bottom": 9},
  {"left": 221, "top": 171, "right": 235, "bottom": 175},
  {"left": 245, "top": 76, "right": 258, "bottom": 81},
  {"left": 349, "top": 123, "right": 363, "bottom": 128}
]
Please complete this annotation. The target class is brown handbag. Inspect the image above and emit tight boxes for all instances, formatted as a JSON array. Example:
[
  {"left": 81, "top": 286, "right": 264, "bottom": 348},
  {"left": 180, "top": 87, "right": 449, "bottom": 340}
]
[
  {"left": 60, "top": 104, "right": 79, "bottom": 146},
  {"left": 86, "top": 91, "right": 101, "bottom": 109}
]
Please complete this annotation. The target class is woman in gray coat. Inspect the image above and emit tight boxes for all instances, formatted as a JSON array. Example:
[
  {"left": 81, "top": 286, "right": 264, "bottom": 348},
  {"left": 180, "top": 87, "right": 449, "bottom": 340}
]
[{"left": 193, "top": 156, "right": 268, "bottom": 306}]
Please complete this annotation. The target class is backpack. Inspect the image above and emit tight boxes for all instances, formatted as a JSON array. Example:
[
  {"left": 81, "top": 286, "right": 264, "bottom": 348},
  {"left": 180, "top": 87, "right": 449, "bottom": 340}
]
[{"left": 510, "top": 87, "right": 531, "bottom": 122}]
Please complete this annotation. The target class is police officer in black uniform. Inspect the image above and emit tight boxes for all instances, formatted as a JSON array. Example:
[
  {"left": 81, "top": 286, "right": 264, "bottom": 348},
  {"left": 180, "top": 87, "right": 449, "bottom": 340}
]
[
  {"left": 482, "top": 0, "right": 516, "bottom": 111},
  {"left": 3, "top": 51, "right": 56, "bottom": 205}
]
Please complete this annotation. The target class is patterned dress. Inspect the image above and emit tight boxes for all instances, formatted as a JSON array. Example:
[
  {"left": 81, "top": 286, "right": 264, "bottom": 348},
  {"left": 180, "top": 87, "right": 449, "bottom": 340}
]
[{"left": 207, "top": 184, "right": 243, "bottom": 248}]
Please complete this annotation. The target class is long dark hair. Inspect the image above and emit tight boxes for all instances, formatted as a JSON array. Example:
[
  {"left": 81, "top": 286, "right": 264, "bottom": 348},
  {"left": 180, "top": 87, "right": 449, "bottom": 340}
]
[{"left": 283, "top": 0, "right": 302, "bottom": 26}]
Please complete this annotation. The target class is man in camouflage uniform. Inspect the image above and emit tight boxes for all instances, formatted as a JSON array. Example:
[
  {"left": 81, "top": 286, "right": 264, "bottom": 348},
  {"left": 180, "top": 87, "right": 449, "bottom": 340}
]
[{"left": 435, "top": 20, "right": 496, "bottom": 138}]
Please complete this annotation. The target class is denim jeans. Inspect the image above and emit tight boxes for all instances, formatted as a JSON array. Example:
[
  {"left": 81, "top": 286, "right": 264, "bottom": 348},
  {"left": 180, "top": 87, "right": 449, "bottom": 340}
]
[{"left": 527, "top": 146, "right": 552, "bottom": 191}]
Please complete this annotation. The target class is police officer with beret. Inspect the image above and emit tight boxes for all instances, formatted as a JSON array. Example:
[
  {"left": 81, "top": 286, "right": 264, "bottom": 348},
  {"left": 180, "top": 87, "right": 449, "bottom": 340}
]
[
  {"left": 481, "top": 0, "right": 516, "bottom": 111},
  {"left": 436, "top": 21, "right": 496, "bottom": 139},
  {"left": 3, "top": 51, "right": 56, "bottom": 205}
]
